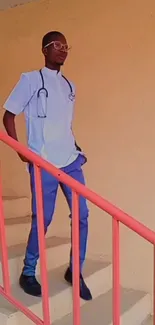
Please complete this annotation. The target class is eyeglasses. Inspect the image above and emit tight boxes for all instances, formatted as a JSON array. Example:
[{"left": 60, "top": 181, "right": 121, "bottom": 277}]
[{"left": 44, "top": 40, "right": 71, "bottom": 52}]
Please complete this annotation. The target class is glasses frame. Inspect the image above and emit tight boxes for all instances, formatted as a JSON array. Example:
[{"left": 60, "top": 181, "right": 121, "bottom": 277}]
[{"left": 44, "top": 40, "right": 71, "bottom": 52}]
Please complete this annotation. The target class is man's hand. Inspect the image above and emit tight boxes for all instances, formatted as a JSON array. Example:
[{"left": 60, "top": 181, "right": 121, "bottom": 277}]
[
  {"left": 3, "top": 111, "right": 30, "bottom": 163},
  {"left": 18, "top": 153, "right": 30, "bottom": 163}
]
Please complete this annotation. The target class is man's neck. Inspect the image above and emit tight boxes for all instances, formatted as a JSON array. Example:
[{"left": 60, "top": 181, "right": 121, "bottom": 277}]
[{"left": 45, "top": 62, "right": 60, "bottom": 72}]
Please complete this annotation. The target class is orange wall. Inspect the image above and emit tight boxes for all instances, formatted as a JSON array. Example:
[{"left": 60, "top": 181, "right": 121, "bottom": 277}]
[{"left": 0, "top": 0, "right": 155, "bottom": 299}]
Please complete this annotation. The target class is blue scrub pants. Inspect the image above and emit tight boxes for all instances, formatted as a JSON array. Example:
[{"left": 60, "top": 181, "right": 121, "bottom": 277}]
[{"left": 23, "top": 155, "right": 89, "bottom": 276}]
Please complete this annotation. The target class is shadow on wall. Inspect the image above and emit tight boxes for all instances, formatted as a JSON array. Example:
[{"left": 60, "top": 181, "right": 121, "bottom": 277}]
[{"left": 0, "top": 0, "right": 38, "bottom": 11}]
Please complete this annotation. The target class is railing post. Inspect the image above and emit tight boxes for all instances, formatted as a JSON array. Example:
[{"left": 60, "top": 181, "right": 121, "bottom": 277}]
[
  {"left": 153, "top": 245, "right": 155, "bottom": 325},
  {"left": 34, "top": 165, "right": 50, "bottom": 325},
  {"left": 0, "top": 165, "right": 10, "bottom": 294},
  {"left": 112, "top": 217, "right": 120, "bottom": 325},
  {"left": 72, "top": 191, "right": 80, "bottom": 325}
]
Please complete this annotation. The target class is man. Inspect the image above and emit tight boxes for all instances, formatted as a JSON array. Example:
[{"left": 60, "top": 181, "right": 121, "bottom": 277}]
[{"left": 3, "top": 31, "right": 92, "bottom": 301}]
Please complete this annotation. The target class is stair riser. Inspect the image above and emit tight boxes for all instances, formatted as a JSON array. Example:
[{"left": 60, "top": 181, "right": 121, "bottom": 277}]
[
  {"left": 0, "top": 243, "right": 70, "bottom": 285},
  {"left": 6, "top": 221, "right": 61, "bottom": 247},
  {"left": 6, "top": 222, "right": 31, "bottom": 247},
  {"left": 4, "top": 198, "right": 31, "bottom": 219}
]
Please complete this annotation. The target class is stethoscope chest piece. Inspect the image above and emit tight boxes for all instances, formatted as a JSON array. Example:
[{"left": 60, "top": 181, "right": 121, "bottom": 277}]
[{"left": 68, "top": 92, "right": 75, "bottom": 101}]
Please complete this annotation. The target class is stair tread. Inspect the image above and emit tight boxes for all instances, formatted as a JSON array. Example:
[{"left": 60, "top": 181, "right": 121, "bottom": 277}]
[
  {"left": 0, "top": 236, "right": 71, "bottom": 285},
  {"left": 7, "top": 236, "right": 70, "bottom": 259},
  {"left": 0, "top": 259, "right": 108, "bottom": 315},
  {"left": 54, "top": 288, "right": 148, "bottom": 325},
  {"left": 142, "top": 316, "right": 153, "bottom": 325},
  {"left": 3, "top": 196, "right": 28, "bottom": 201},
  {"left": 5, "top": 215, "right": 31, "bottom": 226},
  {"left": 5, "top": 213, "right": 30, "bottom": 220}
]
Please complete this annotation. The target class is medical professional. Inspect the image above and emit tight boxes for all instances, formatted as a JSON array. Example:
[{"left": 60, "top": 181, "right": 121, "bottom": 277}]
[{"left": 3, "top": 31, "right": 92, "bottom": 301}]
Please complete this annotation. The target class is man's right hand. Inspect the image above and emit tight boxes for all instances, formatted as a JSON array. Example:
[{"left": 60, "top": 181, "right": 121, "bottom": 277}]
[
  {"left": 3, "top": 111, "right": 30, "bottom": 163},
  {"left": 18, "top": 153, "right": 30, "bottom": 163}
]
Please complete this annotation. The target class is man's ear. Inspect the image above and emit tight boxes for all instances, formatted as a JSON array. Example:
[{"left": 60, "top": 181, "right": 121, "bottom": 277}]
[{"left": 42, "top": 48, "right": 47, "bottom": 56}]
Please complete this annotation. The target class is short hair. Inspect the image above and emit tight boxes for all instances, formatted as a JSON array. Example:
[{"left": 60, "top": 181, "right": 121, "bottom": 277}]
[{"left": 42, "top": 31, "right": 64, "bottom": 49}]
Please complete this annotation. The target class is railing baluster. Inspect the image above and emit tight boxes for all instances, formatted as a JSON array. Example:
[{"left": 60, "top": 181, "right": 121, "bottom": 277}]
[
  {"left": 113, "top": 217, "right": 120, "bottom": 325},
  {"left": 34, "top": 165, "right": 50, "bottom": 325},
  {"left": 72, "top": 191, "right": 80, "bottom": 325},
  {"left": 153, "top": 245, "right": 155, "bottom": 325},
  {"left": 0, "top": 165, "right": 10, "bottom": 294}
]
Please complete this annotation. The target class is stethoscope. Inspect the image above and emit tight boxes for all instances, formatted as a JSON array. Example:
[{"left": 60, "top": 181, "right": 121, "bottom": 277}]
[{"left": 37, "top": 69, "right": 75, "bottom": 118}]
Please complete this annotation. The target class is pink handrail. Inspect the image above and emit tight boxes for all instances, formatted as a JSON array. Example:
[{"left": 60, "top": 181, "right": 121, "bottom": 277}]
[{"left": 0, "top": 130, "right": 155, "bottom": 325}]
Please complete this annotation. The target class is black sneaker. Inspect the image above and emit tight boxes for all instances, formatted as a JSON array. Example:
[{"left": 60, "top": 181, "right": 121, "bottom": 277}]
[
  {"left": 19, "top": 274, "right": 41, "bottom": 297},
  {"left": 64, "top": 267, "right": 92, "bottom": 301}
]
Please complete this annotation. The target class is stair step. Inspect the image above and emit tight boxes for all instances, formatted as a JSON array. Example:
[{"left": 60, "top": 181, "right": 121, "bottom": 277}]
[
  {"left": 0, "top": 259, "right": 112, "bottom": 324},
  {"left": 54, "top": 288, "right": 151, "bottom": 325},
  {"left": 5, "top": 214, "right": 64, "bottom": 247},
  {"left": 3, "top": 196, "right": 31, "bottom": 219},
  {"left": 142, "top": 316, "right": 153, "bottom": 325},
  {"left": 5, "top": 215, "right": 31, "bottom": 246},
  {"left": 0, "top": 236, "right": 70, "bottom": 285}
]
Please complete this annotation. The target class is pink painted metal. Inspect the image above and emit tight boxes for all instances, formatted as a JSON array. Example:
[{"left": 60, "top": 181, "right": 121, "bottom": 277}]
[
  {"left": 154, "top": 246, "right": 155, "bottom": 325},
  {"left": 72, "top": 191, "right": 80, "bottom": 325},
  {"left": 0, "top": 131, "right": 155, "bottom": 325},
  {"left": 34, "top": 165, "right": 51, "bottom": 325},
  {"left": 0, "top": 285, "right": 43, "bottom": 324},
  {"left": 112, "top": 218, "right": 120, "bottom": 325},
  {"left": 0, "top": 166, "right": 11, "bottom": 294}
]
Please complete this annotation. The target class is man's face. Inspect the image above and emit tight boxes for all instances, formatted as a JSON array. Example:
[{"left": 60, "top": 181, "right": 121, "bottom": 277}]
[{"left": 43, "top": 34, "right": 69, "bottom": 66}]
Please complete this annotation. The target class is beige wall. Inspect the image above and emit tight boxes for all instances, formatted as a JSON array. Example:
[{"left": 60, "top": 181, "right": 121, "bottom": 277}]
[{"left": 0, "top": 0, "right": 155, "bottom": 298}]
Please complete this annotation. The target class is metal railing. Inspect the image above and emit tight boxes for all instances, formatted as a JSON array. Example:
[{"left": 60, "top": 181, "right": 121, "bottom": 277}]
[{"left": 0, "top": 130, "right": 155, "bottom": 325}]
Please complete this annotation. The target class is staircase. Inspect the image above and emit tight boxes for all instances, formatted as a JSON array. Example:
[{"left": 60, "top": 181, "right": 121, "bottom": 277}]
[{"left": 0, "top": 197, "right": 153, "bottom": 325}]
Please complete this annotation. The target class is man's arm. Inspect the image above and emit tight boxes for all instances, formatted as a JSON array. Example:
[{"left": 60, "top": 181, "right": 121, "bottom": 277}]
[
  {"left": 3, "top": 73, "right": 30, "bottom": 162},
  {"left": 3, "top": 111, "right": 17, "bottom": 140},
  {"left": 3, "top": 111, "right": 29, "bottom": 162}
]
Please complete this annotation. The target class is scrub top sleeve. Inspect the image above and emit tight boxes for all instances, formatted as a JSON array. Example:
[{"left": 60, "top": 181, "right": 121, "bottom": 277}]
[{"left": 3, "top": 73, "right": 31, "bottom": 115}]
